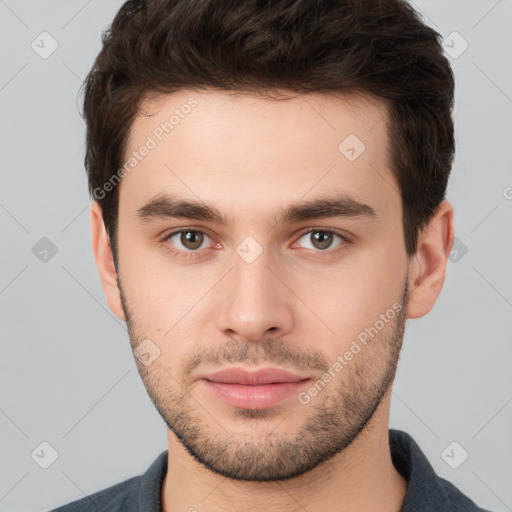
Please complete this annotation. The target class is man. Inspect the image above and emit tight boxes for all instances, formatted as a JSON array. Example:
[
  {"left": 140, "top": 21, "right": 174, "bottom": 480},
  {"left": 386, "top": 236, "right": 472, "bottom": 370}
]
[{"left": 50, "top": 0, "right": 492, "bottom": 510}]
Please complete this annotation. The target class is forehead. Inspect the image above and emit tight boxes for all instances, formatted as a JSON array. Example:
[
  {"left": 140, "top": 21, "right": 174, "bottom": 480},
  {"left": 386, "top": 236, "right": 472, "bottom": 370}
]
[{"left": 119, "top": 89, "right": 398, "bottom": 221}]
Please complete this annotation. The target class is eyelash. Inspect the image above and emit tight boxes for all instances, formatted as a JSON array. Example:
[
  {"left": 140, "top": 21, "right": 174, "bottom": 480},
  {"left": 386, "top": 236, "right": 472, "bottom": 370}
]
[{"left": 161, "top": 227, "right": 351, "bottom": 260}]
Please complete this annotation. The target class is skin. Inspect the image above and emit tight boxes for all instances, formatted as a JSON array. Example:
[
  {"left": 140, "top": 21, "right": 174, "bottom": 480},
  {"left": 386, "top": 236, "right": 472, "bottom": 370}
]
[{"left": 91, "top": 88, "right": 455, "bottom": 512}]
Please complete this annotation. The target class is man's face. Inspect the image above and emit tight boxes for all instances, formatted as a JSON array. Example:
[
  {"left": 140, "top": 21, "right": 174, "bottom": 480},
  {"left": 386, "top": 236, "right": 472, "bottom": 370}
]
[{"left": 114, "top": 89, "right": 410, "bottom": 481}]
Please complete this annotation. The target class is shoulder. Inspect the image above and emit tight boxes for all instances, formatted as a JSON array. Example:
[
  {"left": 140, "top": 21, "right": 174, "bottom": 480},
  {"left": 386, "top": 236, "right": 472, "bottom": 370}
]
[
  {"left": 46, "top": 450, "right": 168, "bottom": 512},
  {"left": 389, "top": 429, "right": 494, "bottom": 512},
  {"left": 434, "top": 475, "right": 494, "bottom": 512},
  {"left": 47, "top": 475, "right": 140, "bottom": 512}
]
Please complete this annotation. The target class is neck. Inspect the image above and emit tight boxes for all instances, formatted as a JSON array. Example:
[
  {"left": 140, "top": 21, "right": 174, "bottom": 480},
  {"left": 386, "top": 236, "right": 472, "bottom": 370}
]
[{"left": 162, "top": 389, "right": 407, "bottom": 512}]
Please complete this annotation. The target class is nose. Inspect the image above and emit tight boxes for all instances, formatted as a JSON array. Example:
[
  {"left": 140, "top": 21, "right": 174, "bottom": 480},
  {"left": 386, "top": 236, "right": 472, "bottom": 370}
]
[{"left": 216, "top": 247, "right": 294, "bottom": 344}]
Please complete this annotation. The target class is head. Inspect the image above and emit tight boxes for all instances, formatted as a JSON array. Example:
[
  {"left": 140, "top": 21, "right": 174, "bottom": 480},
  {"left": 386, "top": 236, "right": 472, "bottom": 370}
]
[{"left": 86, "top": 0, "right": 455, "bottom": 481}]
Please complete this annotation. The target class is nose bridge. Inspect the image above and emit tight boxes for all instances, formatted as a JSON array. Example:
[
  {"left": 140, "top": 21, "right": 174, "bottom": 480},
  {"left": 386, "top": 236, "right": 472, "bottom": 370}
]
[{"left": 216, "top": 240, "right": 293, "bottom": 342}]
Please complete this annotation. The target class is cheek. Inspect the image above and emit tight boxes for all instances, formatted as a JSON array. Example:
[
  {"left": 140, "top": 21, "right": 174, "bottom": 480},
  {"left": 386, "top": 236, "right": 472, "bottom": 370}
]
[
  {"left": 119, "top": 250, "right": 216, "bottom": 359},
  {"left": 124, "top": 273, "right": 208, "bottom": 335},
  {"left": 292, "top": 249, "right": 406, "bottom": 344}
]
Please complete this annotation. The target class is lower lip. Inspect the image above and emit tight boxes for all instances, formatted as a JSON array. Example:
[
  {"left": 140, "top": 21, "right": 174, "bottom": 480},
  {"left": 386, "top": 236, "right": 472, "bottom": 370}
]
[{"left": 201, "top": 379, "right": 311, "bottom": 409}]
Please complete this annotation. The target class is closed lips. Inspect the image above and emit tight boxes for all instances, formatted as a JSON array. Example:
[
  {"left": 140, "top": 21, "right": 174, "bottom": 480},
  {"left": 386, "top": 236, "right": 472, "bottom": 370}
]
[{"left": 200, "top": 367, "right": 311, "bottom": 385}]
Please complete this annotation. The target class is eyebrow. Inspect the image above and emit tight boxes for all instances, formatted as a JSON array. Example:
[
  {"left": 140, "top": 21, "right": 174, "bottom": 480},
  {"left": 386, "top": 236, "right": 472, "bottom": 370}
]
[{"left": 136, "top": 192, "right": 377, "bottom": 228}]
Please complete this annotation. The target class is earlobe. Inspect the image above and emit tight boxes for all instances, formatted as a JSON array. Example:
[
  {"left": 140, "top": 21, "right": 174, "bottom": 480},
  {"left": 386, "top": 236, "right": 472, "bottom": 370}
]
[
  {"left": 406, "top": 200, "right": 455, "bottom": 319},
  {"left": 90, "top": 201, "right": 126, "bottom": 321}
]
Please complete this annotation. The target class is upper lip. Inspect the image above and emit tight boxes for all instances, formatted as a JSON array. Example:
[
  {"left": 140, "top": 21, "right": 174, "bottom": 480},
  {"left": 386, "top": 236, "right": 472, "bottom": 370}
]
[{"left": 199, "top": 367, "right": 310, "bottom": 385}]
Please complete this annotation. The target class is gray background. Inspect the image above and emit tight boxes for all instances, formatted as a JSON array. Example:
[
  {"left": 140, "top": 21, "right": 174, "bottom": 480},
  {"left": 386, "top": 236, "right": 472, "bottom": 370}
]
[{"left": 1, "top": 1, "right": 511, "bottom": 511}]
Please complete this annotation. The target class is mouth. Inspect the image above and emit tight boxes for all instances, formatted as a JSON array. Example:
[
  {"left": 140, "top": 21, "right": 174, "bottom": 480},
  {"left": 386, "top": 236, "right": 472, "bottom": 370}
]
[{"left": 198, "top": 366, "right": 312, "bottom": 409}]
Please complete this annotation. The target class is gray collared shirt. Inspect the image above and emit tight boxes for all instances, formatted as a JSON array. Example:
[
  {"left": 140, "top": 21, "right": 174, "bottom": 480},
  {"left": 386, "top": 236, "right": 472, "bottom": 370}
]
[{"left": 48, "top": 429, "right": 493, "bottom": 511}]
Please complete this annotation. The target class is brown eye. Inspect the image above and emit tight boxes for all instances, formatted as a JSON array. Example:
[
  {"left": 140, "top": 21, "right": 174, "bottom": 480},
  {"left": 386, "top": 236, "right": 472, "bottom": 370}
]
[
  {"left": 296, "top": 229, "right": 345, "bottom": 252},
  {"left": 167, "top": 230, "right": 209, "bottom": 251},
  {"left": 181, "top": 231, "right": 204, "bottom": 250},
  {"left": 310, "top": 231, "right": 334, "bottom": 250}
]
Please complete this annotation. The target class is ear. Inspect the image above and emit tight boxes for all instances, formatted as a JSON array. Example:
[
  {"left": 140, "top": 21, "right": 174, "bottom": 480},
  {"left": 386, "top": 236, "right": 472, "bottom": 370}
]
[
  {"left": 406, "top": 200, "right": 455, "bottom": 319},
  {"left": 90, "top": 201, "right": 126, "bottom": 321}
]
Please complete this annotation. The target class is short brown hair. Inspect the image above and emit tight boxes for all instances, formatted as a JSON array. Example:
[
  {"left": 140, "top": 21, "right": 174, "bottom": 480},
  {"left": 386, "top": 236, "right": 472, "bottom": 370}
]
[{"left": 82, "top": 0, "right": 455, "bottom": 261}]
